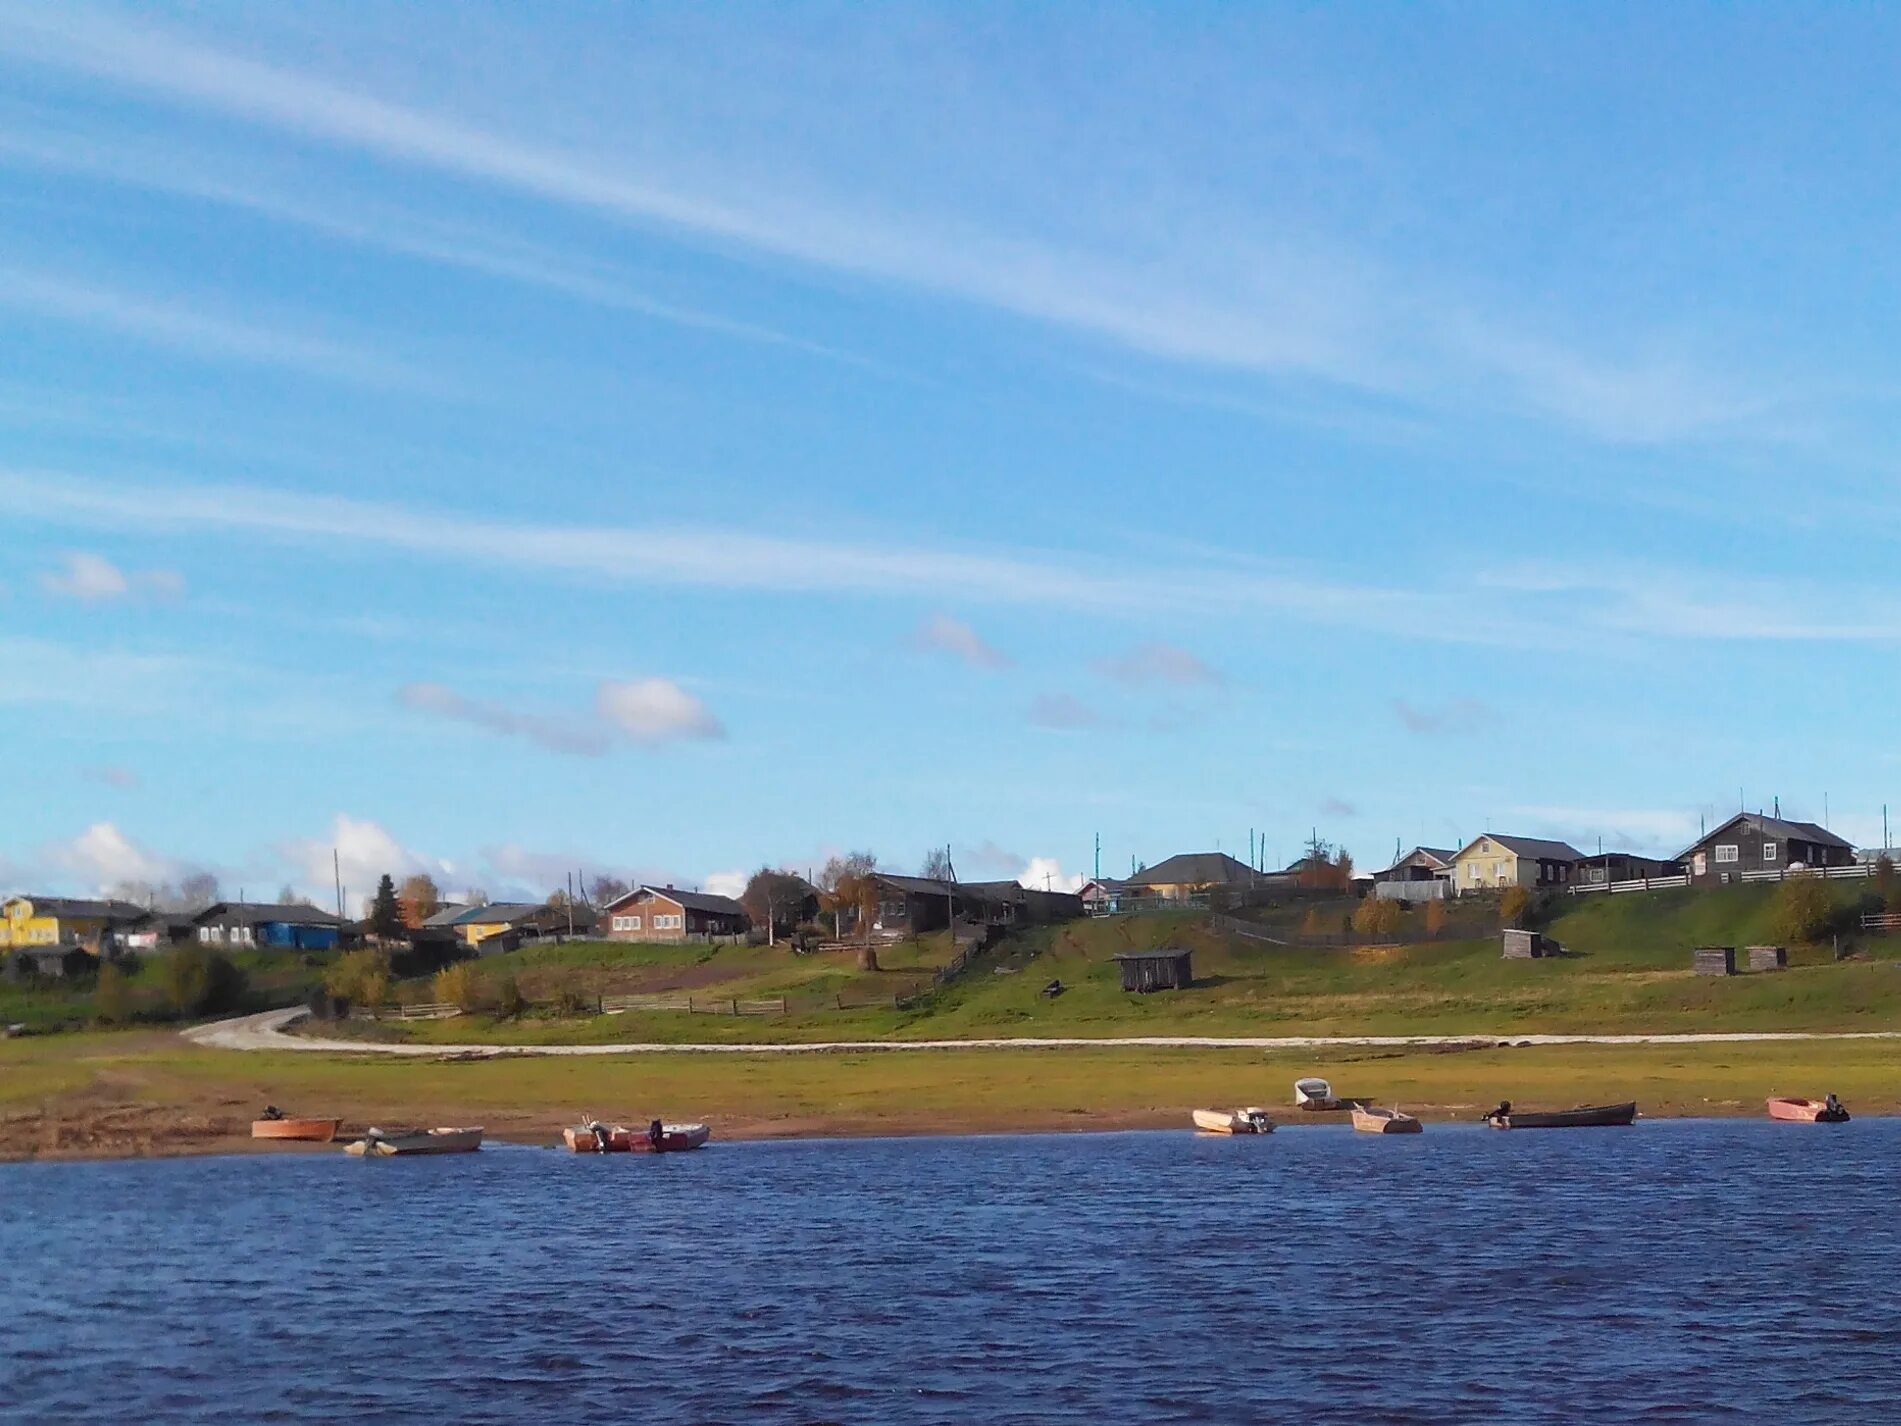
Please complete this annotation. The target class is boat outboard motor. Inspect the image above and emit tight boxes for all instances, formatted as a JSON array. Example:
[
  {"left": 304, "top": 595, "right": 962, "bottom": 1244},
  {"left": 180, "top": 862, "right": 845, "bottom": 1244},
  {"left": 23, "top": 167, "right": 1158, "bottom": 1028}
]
[
  {"left": 261, "top": 1105, "right": 284, "bottom": 1121},
  {"left": 648, "top": 1119, "right": 664, "bottom": 1150},
  {"left": 592, "top": 1121, "right": 611, "bottom": 1153}
]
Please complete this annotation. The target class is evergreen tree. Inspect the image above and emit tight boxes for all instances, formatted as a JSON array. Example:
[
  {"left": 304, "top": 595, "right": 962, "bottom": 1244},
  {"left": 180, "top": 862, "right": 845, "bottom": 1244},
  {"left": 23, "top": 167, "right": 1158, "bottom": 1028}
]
[{"left": 368, "top": 873, "right": 405, "bottom": 938}]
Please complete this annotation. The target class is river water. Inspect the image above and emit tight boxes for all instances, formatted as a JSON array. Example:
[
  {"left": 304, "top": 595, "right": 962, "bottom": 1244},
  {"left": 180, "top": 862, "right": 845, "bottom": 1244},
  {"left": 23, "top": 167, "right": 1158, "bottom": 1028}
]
[{"left": 5, "top": 1120, "right": 1896, "bottom": 1424}]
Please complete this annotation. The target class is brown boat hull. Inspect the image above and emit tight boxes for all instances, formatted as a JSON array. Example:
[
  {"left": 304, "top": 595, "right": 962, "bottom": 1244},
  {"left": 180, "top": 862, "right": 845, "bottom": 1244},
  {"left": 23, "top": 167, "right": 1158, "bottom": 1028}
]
[
  {"left": 565, "top": 1123, "right": 711, "bottom": 1153},
  {"left": 1767, "top": 1097, "right": 1850, "bottom": 1124},
  {"left": 1488, "top": 1102, "right": 1636, "bottom": 1130},
  {"left": 251, "top": 1117, "right": 341, "bottom": 1143},
  {"left": 1351, "top": 1108, "right": 1423, "bottom": 1134}
]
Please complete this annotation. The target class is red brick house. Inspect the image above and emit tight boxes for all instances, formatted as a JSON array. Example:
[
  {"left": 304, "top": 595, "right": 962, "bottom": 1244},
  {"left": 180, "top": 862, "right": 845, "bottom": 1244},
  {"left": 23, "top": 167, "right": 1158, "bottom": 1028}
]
[{"left": 602, "top": 885, "right": 748, "bottom": 943}]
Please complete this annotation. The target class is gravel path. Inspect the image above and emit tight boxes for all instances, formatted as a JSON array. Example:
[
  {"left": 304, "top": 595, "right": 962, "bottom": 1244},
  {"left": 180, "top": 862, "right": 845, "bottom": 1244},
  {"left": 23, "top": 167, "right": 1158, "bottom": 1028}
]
[{"left": 182, "top": 1008, "right": 1901, "bottom": 1058}]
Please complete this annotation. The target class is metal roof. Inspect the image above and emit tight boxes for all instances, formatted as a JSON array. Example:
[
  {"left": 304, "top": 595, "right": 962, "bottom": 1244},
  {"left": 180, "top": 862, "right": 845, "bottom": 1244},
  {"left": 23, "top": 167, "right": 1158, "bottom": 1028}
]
[
  {"left": 1456, "top": 834, "right": 1586, "bottom": 862},
  {"left": 1129, "top": 852, "right": 1259, "bottom": 886},
  {"left": 633, "top": 886, "right": 747, "bottom": 916},
  {"left": 194, "top": 902, "right": 342, "bottom": 927},
  {"left": 2, "top": 896, "right": 149, "bottom": 921},
  {"left": 1112, "top": 947, "right": 1194, "bottom": 961}
]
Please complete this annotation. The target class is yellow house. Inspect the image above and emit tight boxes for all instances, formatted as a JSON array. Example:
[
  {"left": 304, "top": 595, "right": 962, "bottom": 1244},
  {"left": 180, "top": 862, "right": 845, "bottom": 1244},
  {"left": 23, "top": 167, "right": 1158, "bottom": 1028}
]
[
  {"left": 0, "top": 896, "right": 148, "bottom": 953},
  {"left": 1450, "top": 835, "right": 1584, "bottom": 893}
]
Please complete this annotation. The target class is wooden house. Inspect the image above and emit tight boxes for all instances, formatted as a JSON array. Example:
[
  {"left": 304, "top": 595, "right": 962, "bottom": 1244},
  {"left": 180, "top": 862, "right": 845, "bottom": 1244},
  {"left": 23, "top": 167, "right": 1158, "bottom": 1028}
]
[
  {"left": 1113, "top": 948, "right": 1193, "bottom": 992},
  {"left": 1127, "top": 851, "right": 1263, "bottom": 901},
  {"left": 0, "top": 896, "right": 150, "bottom": 955},
  {"left": 1573, "top": 852, "right": 1683, "bottom": 887},
  {"left": 192, "top": 902, "right": 344, "bottom": 951},
  {"left": 603, "top": 886, "right": 748, "bottom": 944},
  {"left": 1451, "top": 835, "right": 1584, "bottom": 893},
  {"left": 1675, "top": 813, "right": 1855, "bottom": 887},
  {"left": 446, "top": 902, "right": 591, "bottom": 952},
  {"left": 1372, "top": 847, "right": 1455, "bottom": 902}
]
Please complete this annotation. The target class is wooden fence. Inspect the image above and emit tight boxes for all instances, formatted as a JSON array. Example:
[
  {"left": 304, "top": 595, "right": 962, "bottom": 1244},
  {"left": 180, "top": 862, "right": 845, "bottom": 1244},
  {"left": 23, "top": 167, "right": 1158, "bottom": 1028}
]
[
  {"left": 1566, "top": 874, "right": 1691, "bottom": 896},
  {"left": 1860, "top": 911, "right": 1901, "bottom": 932}
]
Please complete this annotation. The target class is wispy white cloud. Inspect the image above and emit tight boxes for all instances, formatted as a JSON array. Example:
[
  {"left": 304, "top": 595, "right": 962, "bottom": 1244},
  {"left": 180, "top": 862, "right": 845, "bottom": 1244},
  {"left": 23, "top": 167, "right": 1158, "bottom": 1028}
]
[
  {"left": 912, "top": 614, "right": 1012, "bottom": 670},
  {"left": 48, "top": 820, "right": 177, "bottom": 890},
  {"left": 41, "top": 549, "right": 183, "bottom": 603},
  {"left": 0, "top": 265, "right": 427, "bottom": 389},
  {"left": 1504, "top": 805, "right": 1703, "bottom": 855},
  {"left": 1016, "top": 855, "right": 1084, "bottom": 893},
  {"left": 1028, "top": 692, "right": 1100, "bottom": 731},
  {"left": 0, "top": 130, "right": 889, "bottom": 375},
  {"left": 397, "top": 682, "right": 610, "bottom": 757},
  {"left": 85, "top": 765, "right": 141, "bottom": 791},
  {"left": 0, "top": 6, "right": 1762, "bottom": 444},
  {"left": 1392, "top": 697, "right": 1490, "bottom": 735},
  {"left": 1094, "top": 642, "right": 1223, "bottom": 688},
  {"left": 280, "top": 813, "right": 454, "bottom": 915}
]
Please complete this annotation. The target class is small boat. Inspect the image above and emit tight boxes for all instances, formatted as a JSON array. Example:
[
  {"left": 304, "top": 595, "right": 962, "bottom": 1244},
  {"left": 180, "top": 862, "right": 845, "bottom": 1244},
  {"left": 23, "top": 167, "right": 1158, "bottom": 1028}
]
[
  {"left": 564, "top": 1120, "right": 711, "bottom": 1153},
  {"left": 1192, "top": 1107, "right": 1275, "bottom": 1135},
  {"left": 251, "top": 1115, "right": 341, "bottom": 1143},
  {"left": 1293, "top": 1077, "right": 1368, "bottom": 1112},
  {"left": 1767, "top": 1096, "right": 1850, "bottom": 1124},
  {"left": 1352, "top": 1106, "right": 1423, "bottom": 1134},
  {"left": 1483, "top": 1101, "right": 1636, "bottom": 1130},
  {"left": 345, "top": 1127, "right": 484, "bottom": 1156}
]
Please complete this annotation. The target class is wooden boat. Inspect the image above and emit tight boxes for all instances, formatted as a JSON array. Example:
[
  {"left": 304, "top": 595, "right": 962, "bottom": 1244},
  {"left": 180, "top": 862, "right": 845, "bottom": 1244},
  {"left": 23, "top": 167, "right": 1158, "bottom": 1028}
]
[
  {"left": 1352, "top": 1105, "right": 1423, "bottom": 1134},
  {"left": 251, "top": 1115, "right": 341, "bottom": 1143},
  {"left": 1192, "top": 1107, "right": 1275, "bottom": 1135},
  {"left": 1767, "top": 1096, "right": 1850, "bottom": 1124},
  {"left": 564, "top": 1121, "right": 711, "bottom": 1153},
  {"left": 1484, "top": 1101, "right": 1636, "bottom": 1130},
  {"left": 345, "top": 1127, "right": 484, "bottom": 1156}
]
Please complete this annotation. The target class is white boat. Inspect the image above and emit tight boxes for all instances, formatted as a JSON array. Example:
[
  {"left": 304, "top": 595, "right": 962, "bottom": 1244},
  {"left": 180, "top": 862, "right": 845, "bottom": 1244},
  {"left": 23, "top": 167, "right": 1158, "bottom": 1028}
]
[
  {"left": 1294, "top": 1077, "right": 1333, "bottom": 1106},
  {"left": 345, "top": 1126, "right": 484, "bottom": 1157},
  {"left": 1192, "top": 1107, "right": 1275, "bottom": 1134}
]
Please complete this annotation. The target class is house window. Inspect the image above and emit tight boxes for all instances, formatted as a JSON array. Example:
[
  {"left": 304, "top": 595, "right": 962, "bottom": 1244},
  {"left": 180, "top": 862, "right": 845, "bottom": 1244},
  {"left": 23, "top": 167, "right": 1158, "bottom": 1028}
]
[
  {"left": 611, "top": 916, "right": 630, "bottom": 932},
  {"left": 1714, "top": 844, "right": 1739, "bottom": 864},
  {"left": 651, "top": 914, "right": 681, "bottom": 930},
  {"left": 1762, "top": 842, "right": 1779, "bottom": 862}
]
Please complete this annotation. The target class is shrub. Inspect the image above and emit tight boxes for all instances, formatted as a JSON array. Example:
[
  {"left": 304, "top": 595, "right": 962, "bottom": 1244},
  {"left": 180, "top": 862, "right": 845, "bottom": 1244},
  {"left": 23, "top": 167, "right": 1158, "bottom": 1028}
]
[
  {"left": 1299, "top": 908, "right": 1326, "bottom": 936},
  {"left": 1423, "top": 899, "right": 1448, "bottom": 936},
  {"left": 493, "top": 972, "right": 525, "bottom": 1019},
  {"left": 1773, "top": 872, "right": 1835, "bottom": 944},
  {"left": 1879, "top": 855, "right": 1901, "bottom": 914},
  {"left": 1499, "top": 886, "right": 1532, "bottom": 928},
  {"left": 549, "top": 974, "right": 595, "bottom": 1017},
  {"left": 324, "top": 948, "right": 391, "bottom": 1012},
  {"left": 94, "top": 961, "right": 133, "bottom": 1026},
  {"left": 433, "top": 960, "right": 487, "bottom": 1014},
  {"left": 1351, "top": 897, "right": 1404, "bottom": 937},
  {"left": 160, "top": 945, "right": 248, "bottom": 1017}
]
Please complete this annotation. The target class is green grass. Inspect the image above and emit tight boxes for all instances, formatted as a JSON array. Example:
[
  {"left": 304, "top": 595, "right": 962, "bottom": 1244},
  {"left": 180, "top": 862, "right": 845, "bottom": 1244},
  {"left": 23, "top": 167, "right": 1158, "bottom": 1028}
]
[
  {"left": 334, "top": 882, "right": 1901, "bottom": 1045},
  {"left": 0, "top": 948, "right": 337, "bottom": 1032}
]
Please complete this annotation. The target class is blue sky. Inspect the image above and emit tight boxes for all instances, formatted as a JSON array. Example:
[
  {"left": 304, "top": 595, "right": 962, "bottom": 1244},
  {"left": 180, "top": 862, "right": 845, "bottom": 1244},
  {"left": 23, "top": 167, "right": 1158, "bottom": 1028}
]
[{"left": 5, "top": 2, "right": 1901, "bottom": 908}]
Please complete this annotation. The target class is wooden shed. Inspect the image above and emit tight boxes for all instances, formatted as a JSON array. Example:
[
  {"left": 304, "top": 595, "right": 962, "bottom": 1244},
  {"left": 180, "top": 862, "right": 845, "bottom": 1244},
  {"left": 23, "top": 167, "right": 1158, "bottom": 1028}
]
[
  {"left": 1113, "top": 948, "right": 1193, "bottom": 993},
  {"left": 1746, "top": 945, "right": 1788, "bottom": 971},
  {"left": 1501, "top": 929, "right": 1558, "bottom": 959},
  {"left": 1693, "top": 946, "right": 1737, "bottom": 977}
]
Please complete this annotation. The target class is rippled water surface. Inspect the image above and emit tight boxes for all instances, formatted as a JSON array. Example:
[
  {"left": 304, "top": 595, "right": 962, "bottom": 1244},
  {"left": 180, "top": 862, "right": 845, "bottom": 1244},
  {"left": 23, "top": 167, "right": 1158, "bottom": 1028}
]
[{"left": 6, "top": 1120, "right": 1899, "bottom": 1424}]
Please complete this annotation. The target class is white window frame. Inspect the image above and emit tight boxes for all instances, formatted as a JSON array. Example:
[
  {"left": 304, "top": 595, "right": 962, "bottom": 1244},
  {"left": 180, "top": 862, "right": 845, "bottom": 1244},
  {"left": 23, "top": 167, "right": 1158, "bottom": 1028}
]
[
  {"left": 654, "top": 914, "right": 681, "bottom": 930},
  {"left": 1762, "top": 841, "right": 1779, "bottom": 862},
  {"left": 1714, "top": 844, "right": 1739, "bottom": 864}
]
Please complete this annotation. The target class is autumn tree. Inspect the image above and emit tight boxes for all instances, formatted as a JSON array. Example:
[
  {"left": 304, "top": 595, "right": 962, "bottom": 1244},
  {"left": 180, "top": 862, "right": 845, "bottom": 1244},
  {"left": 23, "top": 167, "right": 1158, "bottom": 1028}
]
[
  {"left": 325, "top": 948, "right": 391, "bottom": 1012},
  {"left": 1773, "top": 871, "right": 1835, "bottom": 944},
  {"left": 1877, "top": 855, "right": 1901, "bottom": 915},
  {"left": 920, "top": 846, "right": 955, "bottom": 881},
  {"left": 1499, "top": 885, "right": 1531, "bottom": 928},
  {"left": 399, "top": 873, "right": 441, "bottom": 926},
  {"left": 589, "top": 875, "right": 631, "bottom": 908},
  {"left": 367, "top": 874, "right": 405, "bottom": 940},
  {"left": 1351, "top": 895, "right": 1402, "bottom": 938},
  {"left": 177, "top": 871, "right": 220, "bottom": 911},
  {"left": 1423, "top": 898, "right": 1448, "bottom": 937},
  {"left": 742, "top": 867, "right": 812, "bottom": 942}
]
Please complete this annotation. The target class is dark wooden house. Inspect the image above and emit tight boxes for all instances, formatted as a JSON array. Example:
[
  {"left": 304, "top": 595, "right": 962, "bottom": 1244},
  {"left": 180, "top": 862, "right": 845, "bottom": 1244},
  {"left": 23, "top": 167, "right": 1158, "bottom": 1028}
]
[
  {"left": 1675, "top": 814, "right": 1855, "bottom": 887},
  {"left": 1573, "top": 852, "right": 1683, "bottom": 887},
  {"left": 1113, "top": 948, "right": 1193, "bottom": 992}
]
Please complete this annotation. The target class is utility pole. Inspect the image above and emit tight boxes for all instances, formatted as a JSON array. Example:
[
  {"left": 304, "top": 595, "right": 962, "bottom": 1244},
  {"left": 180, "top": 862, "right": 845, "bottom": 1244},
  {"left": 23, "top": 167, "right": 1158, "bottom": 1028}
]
[
  {"left": 332, "top": 849, "right": 343, "bottom": 922},
  {"left": 565, "top": 872, "right": 574, "bottom": 937},
  {"left": 1094, "top": 832, "right": 1101, "bottom": 882},
  {"left": 945, "top": 845, "right": 956, "bottom": 948}
]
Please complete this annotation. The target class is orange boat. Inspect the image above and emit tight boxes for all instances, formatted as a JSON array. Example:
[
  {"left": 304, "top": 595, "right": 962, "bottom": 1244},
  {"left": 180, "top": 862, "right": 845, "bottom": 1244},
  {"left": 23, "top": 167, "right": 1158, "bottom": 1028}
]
[
  {"left": 251, "top": 1115, "right": 341, "bottom": 1142},
  {"left": 564, "top": 1120, "right": 711, "bottom": 1153},
  {"left": 1767, "top": 1096, "right": 1850, "bottom": 1124}
]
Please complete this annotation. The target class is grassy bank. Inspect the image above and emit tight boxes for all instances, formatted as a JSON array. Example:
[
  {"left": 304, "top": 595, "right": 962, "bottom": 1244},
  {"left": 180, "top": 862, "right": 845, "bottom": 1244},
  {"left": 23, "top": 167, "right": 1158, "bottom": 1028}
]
[
  {"left": 6, "top": 1026, "right": 1901, "bottom": 1162},
  {"left": 304, "top": 881, "right": 1901, "bottom": 1047}
]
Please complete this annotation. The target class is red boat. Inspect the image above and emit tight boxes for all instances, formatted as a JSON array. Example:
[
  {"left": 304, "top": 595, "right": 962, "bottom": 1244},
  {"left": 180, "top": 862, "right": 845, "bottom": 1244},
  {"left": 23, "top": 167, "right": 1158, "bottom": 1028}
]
[{"left": 563, "top": 1120, "right": 711, "bottom": 1153}]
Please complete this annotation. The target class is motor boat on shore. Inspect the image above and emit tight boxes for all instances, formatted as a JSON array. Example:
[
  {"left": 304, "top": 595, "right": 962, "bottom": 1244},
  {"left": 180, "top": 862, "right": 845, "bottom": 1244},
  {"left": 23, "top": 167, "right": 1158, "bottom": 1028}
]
[
  {"left": 1482, "top": 1101, "right": 1636, "bottom": 1130},
  {"left": 564, "top": 1119, "right": 711, "bottom": 1153},
  {"left": 1351, "top": 1105, "right": 1423, "bottom": 1134},
  {"left": 251, "top": 1107, "right": 340, "bottom": 1142},
  {"left": 1293, "top": 1077, "right": 1368, "bottom": 1112},
  {"left": 345, "top": 1127, "right": 484, "bottom": 1156},
  {"left": 1192, "top": 1107, "right": 1275, "bottom": 1135},
  {"left": 1767, "top": 1095, "right": 1850, "bottom": 1124}
]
